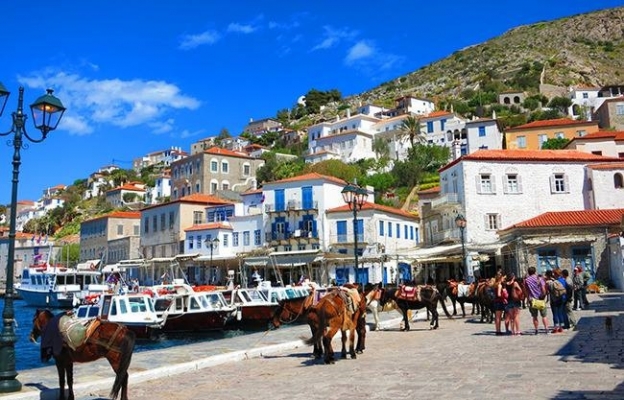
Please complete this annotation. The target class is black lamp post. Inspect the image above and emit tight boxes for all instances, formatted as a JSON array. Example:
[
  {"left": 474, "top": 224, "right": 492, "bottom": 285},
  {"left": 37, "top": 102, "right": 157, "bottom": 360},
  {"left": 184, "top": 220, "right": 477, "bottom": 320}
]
[
  {"left": 341, "top": 183, "right": 368, "bottom": 284},
  {"left": 206, "top": 237, "right": 219, "bottom": 282},
  {"left": 455, "top": 214, "right": 467, "bottom": 282},
  {"left": 0, "top": 84, "right": 66, "bottom": 393}
]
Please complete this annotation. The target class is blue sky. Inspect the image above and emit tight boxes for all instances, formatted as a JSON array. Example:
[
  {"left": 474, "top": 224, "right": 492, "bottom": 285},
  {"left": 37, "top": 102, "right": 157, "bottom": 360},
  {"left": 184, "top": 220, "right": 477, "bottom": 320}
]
[{"left": 0, "top": 0, "right": 621, "bottom": 204}]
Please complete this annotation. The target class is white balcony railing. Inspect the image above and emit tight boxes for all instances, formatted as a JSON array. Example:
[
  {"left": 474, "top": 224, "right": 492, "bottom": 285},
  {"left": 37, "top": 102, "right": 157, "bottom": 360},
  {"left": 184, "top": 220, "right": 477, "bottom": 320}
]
[{"left": 430, "top": 193, "right": 460, "bottom": 209}]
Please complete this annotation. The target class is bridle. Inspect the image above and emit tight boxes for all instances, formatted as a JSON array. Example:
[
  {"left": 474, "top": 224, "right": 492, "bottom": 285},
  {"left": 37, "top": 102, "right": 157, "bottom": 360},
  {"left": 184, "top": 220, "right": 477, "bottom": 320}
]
[{"left": 278, "top": 293, "right": 313, "bottom": 325}]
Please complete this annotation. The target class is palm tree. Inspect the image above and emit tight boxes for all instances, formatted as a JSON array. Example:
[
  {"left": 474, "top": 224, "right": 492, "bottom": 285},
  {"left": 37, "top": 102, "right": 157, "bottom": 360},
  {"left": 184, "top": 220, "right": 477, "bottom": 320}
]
[{"left": 400, "top": 115, "right": 425, "bottom": 147}]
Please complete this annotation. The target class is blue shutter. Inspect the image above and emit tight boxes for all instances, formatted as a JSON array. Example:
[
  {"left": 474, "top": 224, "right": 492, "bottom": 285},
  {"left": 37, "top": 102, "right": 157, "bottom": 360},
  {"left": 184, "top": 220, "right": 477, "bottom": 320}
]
[
  {"left": 275, "top": 189, "right": 285, "bottom": 211},
  {"left": 302, "top": 186, "right": 313, "bottom": 209}
]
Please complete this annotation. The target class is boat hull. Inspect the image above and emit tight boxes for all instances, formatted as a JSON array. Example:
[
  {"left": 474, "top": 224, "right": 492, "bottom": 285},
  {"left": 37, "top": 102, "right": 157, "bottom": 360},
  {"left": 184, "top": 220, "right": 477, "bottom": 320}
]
[
  {"left": 161, "top": 310, "right": 233, "bottom": 333},
  {"left": 16, "top": 289, "right": 75, "bottom": 308},
  {"left": 226, "top": 304, "right": 277, "bottom": 330}
]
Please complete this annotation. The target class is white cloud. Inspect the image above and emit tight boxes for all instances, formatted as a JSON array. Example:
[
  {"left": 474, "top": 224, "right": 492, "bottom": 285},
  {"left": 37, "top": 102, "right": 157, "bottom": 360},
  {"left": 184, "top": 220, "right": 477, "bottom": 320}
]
[
  {"left": 18, "top": 71, "right": 201, "bottom": 136},
  {"left": 227, "top": 22, "right": 257, "bottom": 34},
  {"left": 179, "top": 30, "right": 221, "bottom": 50},
  {"left": 149, "top": 119, "right": 175, "bottom": 135},
  {"left": 311, "top": 26, "right": 358, "bottom": 51},
  {"left": 345, "top": 41, "right": 375, "bottom": 64},
  {"left": 179, "top": 128, "right": 204, "bottom": 139}
]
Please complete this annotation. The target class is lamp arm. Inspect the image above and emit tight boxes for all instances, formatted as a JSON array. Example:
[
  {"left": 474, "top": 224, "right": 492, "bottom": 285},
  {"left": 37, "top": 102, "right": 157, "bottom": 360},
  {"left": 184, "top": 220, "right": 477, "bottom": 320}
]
[{"left": 21, "top": 127, "right": 48, "bottom": 143}]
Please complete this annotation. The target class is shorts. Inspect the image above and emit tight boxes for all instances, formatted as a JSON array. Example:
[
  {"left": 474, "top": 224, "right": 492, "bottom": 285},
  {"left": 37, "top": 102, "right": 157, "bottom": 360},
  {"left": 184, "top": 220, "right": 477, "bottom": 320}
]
[
  {"left": 529, "top": 305, "right": 547, "bottom": 318},
  {"left": 493, "top": 302, "right": 506, "bottom": 312}
]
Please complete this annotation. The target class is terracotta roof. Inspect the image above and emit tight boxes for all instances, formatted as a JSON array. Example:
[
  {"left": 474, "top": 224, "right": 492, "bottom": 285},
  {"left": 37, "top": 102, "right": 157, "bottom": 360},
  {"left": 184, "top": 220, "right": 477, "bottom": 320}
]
[
  {"left": 86, "top": 211, "right": 141, "bottom": 222},
  {"left": 204, "top": 147, "right": 254, "bottom": 159},
  {"left": 586, "top": 162, "right": 624, "bottom": 170},
  {"left": 423, "top": 110, "right": 452, "bottom": 119},
  {"left": 440, "top": 149, "right": 621, "bottom": 172},
  {"left": 263, "top": 172, "right": 347, "bottom": 186},
  {"left": 506, "top": 118, "right": 596, "bottom": 131},
  {"left": 178, "top": 193, "right": 233, "bottom": 205},
  {"left": 185, "top": 222, "right": 233, "bottom": 232},
  {"left": 417, "top": 186, "right": 441, "bottom": 194},
  {"left": 241, "top": 188, "right": 262, "bottom": 195},
  {"left": 501, "top": 209, "right": 624, "bottom": 231},
  {"left": 107, "top": 184, "right": 145, "bottom": 193},
  {"left": 326, "top": 202, "right": 418, "bottom": 220}
]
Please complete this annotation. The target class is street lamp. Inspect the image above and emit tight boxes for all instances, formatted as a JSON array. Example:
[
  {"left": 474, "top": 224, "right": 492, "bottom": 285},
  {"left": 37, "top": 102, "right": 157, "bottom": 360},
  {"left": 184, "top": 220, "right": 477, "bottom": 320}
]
[
  {"left": 455, "top": 214, "right": 467, "bottom": 282},
  {"left": 0, "top": 84, "right": 66, "bottom": 393},
  {"left": 341, "top": 183, "right": 368, "bottom": 284},
  {"left": 206, "top": 237, "right": 219, "bottom": 283}
]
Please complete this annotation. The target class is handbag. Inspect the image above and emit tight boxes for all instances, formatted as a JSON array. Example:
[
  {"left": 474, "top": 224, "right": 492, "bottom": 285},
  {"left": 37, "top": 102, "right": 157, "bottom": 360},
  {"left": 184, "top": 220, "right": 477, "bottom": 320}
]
[{"left": 531, "top": 298, "right": 546, "bottom": 310}]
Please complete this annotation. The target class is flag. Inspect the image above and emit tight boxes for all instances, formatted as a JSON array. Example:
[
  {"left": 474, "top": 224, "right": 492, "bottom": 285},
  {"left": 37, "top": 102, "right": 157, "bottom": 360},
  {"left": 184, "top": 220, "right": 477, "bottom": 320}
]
[
  {"left": 36, "top": 235, "right": 41, "bottom": 244},
  {"left": 31, "top": 235, "right": 35, "bottom": 242}
]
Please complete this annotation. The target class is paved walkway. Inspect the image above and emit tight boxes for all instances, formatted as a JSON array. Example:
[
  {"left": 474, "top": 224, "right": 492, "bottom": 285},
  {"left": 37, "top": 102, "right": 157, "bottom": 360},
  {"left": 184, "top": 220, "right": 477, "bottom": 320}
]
[{"left": 2, "top": 292, "right": 623, "bottom": 399}]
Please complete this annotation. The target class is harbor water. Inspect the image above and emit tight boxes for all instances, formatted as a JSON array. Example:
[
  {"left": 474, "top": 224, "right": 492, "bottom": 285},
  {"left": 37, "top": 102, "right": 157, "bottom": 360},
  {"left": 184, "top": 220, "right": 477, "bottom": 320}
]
[{"left": 1, "top": 298, "right": 253, "bottom": 371}]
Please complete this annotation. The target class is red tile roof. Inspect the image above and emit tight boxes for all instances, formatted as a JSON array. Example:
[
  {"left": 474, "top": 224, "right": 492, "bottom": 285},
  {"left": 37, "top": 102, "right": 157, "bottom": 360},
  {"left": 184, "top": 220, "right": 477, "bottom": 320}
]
[
  {"left": 264, "top": 172, "right": 347, "bottom": 186},
  {"left": 569, "top": 130, "right": 624, "bottom": 142},
  {"left": 178, "top": 193, "right": 233, "bottom": 205},
  {"left": 424, "top": 110, "right": 452, "bottom": 119},
  {"left": 440, "top": 149, "right": 621, "bottom": 172},
  {"left": 587, "top": 162, "right": 624, "bottom": 170},
  {"left": 326, "top": 202, "right": 418, "bottom": 219},
  {"left": 501, "top": 209, "right": 624, "bottom": 230},
  {"left": 506, "top": 118, "right": 597, "bottom": 131},
  {"left": 185, "top": 222, "right": 233, "bottom": 231},
  {"left": 241, "top": 188, "right": 262, "bottom": 195},
  {"left": 417, "top": 186, "right": 441, "bottom": 194},
  {"left": 107, "top": 184, "right": 145, "bottom": 193},
  {"left": 205, "top": 147, "right": 254, "bottom": 159}
]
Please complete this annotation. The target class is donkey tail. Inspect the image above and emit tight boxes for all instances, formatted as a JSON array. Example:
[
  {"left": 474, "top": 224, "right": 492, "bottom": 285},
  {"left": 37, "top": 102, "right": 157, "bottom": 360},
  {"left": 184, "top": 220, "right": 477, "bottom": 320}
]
[{"left": 304, "top": 308, "right": 325, "bottom": 346}]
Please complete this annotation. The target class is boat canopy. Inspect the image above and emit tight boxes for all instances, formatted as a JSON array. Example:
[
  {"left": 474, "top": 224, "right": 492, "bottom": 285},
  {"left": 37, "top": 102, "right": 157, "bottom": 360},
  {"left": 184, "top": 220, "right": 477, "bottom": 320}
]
[{"left": 76, "top": 259, "right": 101, "bottom": 271}]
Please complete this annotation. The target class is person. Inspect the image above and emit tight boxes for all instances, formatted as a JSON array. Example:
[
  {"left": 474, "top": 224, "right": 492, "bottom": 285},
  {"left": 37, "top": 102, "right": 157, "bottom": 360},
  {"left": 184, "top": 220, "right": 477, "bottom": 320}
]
[
  {"left": 561, "top": 269, "right": 576, "bottom": 330},
  {"left": 493, "top": 273, "right": 507, "bottom": 336},
  {"left": 524, "top": 266, "right": 549, "bottom": 335},
  {"left": 545, "top": 269, "right": 566, "bottom": 333},
  {"left": 504, "top": 273, "right": 523, "bottom": 336},
  {"left": 580, "top": 266, "right": 591, "bottom": 307},
  {"left": 572, "top": 266, "right": 584, "bottom": 310}
]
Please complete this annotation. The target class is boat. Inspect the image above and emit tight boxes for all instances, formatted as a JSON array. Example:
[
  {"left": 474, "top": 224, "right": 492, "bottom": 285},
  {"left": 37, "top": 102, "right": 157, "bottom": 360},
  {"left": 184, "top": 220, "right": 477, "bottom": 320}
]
[
  {"left": 16, "top": 260, "right": 106, "bottom": 308},
  {"left": 74, "top": 292, "right": 164, "bottom": 340},
  {"left": 150, "top": 279, "right": 236, "bottom": 333},
  {"left": 221, "top": 281, "right": 312, "bottom": 330}
]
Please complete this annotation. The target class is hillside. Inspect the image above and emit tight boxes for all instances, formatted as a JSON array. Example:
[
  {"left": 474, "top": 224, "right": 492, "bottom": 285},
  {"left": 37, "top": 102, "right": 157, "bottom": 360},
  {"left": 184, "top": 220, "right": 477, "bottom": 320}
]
[{"left": 347, "top": 6, "right": 624, "bottom": 108}]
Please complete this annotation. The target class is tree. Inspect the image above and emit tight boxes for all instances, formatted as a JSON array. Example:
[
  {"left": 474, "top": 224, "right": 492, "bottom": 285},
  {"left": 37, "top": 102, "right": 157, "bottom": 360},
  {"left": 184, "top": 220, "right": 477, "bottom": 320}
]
[
  {"left": 305, "top": 160, "right": 359, "bottom": 183},
  {"left": 541, "top": 137, "right": 570, "bottom": 149},
  {"left": 400, "top": 116, "right": 425, "bottom": 147},
  {"left": 215, "top": 128, "right": 231, "bottom": 146},
  {"left": 54, "top": 243, "right": 81, "bottom": 268},
  {"left": 547, "top": 96, "right": 573, "bottom": 114}
]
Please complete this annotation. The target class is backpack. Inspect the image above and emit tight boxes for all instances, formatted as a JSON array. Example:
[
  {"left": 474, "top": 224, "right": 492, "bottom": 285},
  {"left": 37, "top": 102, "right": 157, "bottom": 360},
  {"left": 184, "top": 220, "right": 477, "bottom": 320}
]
[{"left": 551, "top": 279, "right": 567, "bottom": 301}]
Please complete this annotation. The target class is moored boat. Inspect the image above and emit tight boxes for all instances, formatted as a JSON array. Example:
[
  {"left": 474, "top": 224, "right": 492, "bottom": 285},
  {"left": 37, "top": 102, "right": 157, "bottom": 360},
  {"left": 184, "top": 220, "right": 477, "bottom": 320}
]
[
  {"left": 151, "top": 280, "right": 236, "bottom": 333},
  {"left": 74, "top": 292, "right": 164, "bottom": 340},
  {"left": 17, "top": 261, "right": 105, "bottom": 308}
]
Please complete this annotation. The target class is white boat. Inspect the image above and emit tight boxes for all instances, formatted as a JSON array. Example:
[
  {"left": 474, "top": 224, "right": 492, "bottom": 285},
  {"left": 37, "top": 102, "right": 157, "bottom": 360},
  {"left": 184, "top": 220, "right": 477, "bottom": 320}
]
[
  {"left": 17, "top": 261, "right": 105, "bottom": 308},
  {"left": 74, "top": 292, "right": 164, "bottom": 340},
  {"left": 221, "top": 281, "right": 312, "bottom": 329},
  {"left": 150, "top": 279, "right": 236, "bottom": 333}
]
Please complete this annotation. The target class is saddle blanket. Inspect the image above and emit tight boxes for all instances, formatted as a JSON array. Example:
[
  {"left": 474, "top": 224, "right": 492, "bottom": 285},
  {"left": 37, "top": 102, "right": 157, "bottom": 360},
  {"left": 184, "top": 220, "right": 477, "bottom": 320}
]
[
  {"left": 457, "top": 284, "right": 471, "bottom": 298},
  {"left": 396, "top": 285, "right": 421, "bottom": 302},
  {"left": 58, "top": 314, "right": 101, "bottom": 350}
]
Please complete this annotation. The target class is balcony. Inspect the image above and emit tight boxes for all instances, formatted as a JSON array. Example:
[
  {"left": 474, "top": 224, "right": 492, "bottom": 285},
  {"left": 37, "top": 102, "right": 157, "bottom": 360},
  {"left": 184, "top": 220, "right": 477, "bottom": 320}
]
[
  {"left": 430, "top": 193, "right": 460, "bottom": 209},
  {"left": 265, "top": 230, "right": 319, "bottom": 243},
  {"left": 264, "top": 200, "right": 319, "bottom": 214},
  {"left": 430, "top": 229, "right": 460, "bottom": 246}
]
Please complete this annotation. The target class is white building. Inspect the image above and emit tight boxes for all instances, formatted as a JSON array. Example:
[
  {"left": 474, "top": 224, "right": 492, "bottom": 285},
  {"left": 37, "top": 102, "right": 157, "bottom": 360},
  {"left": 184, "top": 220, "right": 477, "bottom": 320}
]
[{"left": 145, "top": 172, "right": 172, "bottom": 205}]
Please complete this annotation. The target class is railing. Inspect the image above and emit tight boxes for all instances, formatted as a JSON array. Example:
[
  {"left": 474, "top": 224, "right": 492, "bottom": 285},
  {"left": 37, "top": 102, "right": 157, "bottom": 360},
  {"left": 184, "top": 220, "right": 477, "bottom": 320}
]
[
  {"left": 430, "top": 229, "right": 460, "bottom": 245},
  {"left": 430, "top": 193, "right": 460, "bottom": 209},
  {"left": 265, "top": 230, "right": 319, "bottom": 242},
  {"left": 265, "top": 200, "right": 319, "bottom": 212}
]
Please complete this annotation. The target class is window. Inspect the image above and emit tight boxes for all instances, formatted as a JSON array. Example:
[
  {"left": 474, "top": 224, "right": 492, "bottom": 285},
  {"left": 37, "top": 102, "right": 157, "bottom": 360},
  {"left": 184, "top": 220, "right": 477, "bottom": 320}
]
[
  {"left": 223, "top": 234, "right": 229, "bottom": 247},
  {"left": 404, "top": 225, "right": 408, "bottom": 239},
  {"left": 615, "top": 173, "right": 624, "bottom": 189},
  {"left": 196, "top": 235, "right": 202, "bottom": 249},
  {"left": 379, "top": 220, "right": 384, "bottom": 236},
  {"left": 188, "top": 236, "right": 194, "bottom": 249},
  {"left": 193, "top": 211, "right": 203, "bottom": 225},
  {"left": 555, "top": 132, "right": 565, "bottom": 139},
  {"left": 337, "top": 221, "right": 347, "bottom": 242},
  {"left": 440, "top": 119, "right": 446, "bottom": 131},
  {"left": 152, "top": 216, "right": 157, "bottom": 232},
  {"left": 169, "top": 212, "right": 175, "bottom": 229},
  {"left": 254, "top": 230, "right": 261, "bottom": 245},
  {"left": 396, "top": 223, "right": 400, "bottom": 239},
  {"left": 616, "top": 104, "right": 624, "bottom": 115},
  {"left": 478, "top": 126, "right": 486, "bottom": 137},
  {"left": 582, "top": 92, "right": 589, "bottom": 99},
  {"left": 117, "top": 224, "right": 123, "bottom": 235},
  {"left": 233, "top": 232, "right": 239, "bottom": 246},
  {"left": 504, "top": 173, "right": 522, "bottom": 194},
  {"left": 476, "top": 173, "right": 495, "bottom": 194},
  {"left": 211, "top": 182, "right": 218, "bottom": 193},
  {"left": 221, "top": 161, "right": 229, "bottom": 173},
  {"left": 591, "top": 151, "right": 603, "bottom": 156},
  {"left": 537, "top": 249, "right": 558, "bottom": 274},
  {"left": 538, "top": 134, "right": 548, "bottom": 148},
  {"left": 243, "top": 164, "right": 251, "bottom": 176},
  {"left": 426, "top": 121, "right": 433, "bottom": 133},
  {"left": 550, "top": 173, "right": 569, "bottom": 193},
  {"left": 144, "top": 218, "right": 149, "bottom": 234},
  {"left": 222, "top": 183, "right": 229, "bottom": 190},
  {"left": 577, "top": 130, "right": 586, "bottom": 137},
  {"left": 210, "top": 161, "right": 218, "bottom": 172},
  {"left": 517, "top": 136, "right": 526, "bottom": 149},
  {"left": 160, "top": 214, "right": 166, "bottom": 231},
  {"left": 387, "top": 222, "right": 392, "bottom": 237},
  {"left": 243, "top": 231, "right": 250, "bottom": 246},
  {"left": 485, "top": 214, "right": 500, "bottom": 230}
]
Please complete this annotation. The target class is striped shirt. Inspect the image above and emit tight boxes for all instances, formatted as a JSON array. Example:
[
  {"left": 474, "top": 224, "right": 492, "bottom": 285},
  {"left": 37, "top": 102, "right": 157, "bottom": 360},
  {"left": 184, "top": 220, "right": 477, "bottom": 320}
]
[{"left": 525, "top": 274, "right": 543, "bottom": 300}]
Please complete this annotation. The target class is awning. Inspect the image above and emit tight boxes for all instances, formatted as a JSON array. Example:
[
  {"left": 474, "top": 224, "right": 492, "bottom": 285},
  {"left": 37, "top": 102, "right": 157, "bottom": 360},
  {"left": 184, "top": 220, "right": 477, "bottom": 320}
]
[
  {"left": 523, "top": 236, "right": 597, "bottom": 246},
  {"left": 102, "top": 264, "right": 125, "bottom": 273},
  {"left": 150, "top": 257, "right": 175, "bottom": 263},
  {"left": 269, "top": 249, "right": 321, "bottom": 267},
  {"left": 175, "top": 253, "right": 200, "bottom": 261},
  {"left": 76, "top": 259, "right": 101, "bottom": 271},
  {"left": 117, "top": 259, "right": 149, "bottom": 268},
  {"left": 240, "top": 256, "right": 269, "bottom": 267}
]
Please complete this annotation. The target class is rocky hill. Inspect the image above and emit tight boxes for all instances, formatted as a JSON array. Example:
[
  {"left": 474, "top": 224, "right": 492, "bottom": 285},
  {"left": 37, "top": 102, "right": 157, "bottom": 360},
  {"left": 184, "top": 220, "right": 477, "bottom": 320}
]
[{"left": 347, "top": 6, "right": 624, "bottom": 108}]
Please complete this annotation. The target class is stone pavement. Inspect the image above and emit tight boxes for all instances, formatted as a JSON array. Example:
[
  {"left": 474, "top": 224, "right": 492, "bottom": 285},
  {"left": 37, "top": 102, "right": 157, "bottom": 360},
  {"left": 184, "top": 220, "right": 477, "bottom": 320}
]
[{"left": 2, "top": 292, "right": 623, "bottom": 400}]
